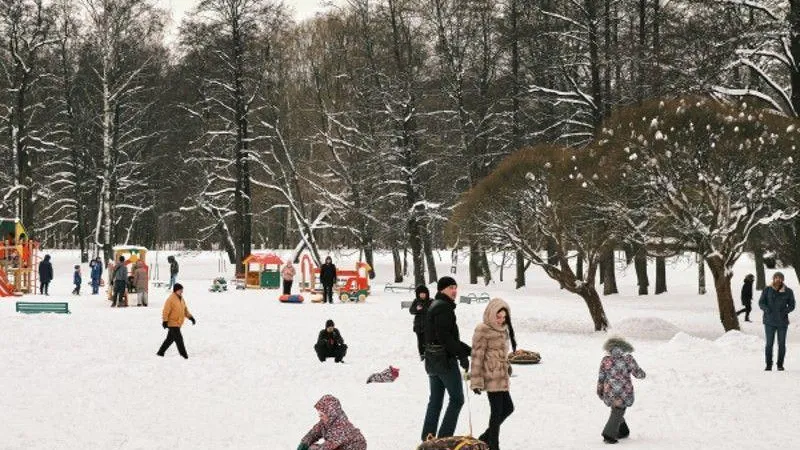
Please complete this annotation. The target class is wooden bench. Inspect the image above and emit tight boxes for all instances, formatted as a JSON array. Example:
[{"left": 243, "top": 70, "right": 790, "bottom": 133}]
[
  {"left": 16, "top": 302, "right": 70, "bottom": 314},
  {"left": 400, "top": 301, "right": 413, "bottom": 309},
  {"left": 384, "top": 283, "right": 415, "bottom": 293},
  {"left": 151, "top": 280, "right": 169, "bottom": 288},
  {"left": 459, "top": 293, "right": 490, "bottom": 304}
]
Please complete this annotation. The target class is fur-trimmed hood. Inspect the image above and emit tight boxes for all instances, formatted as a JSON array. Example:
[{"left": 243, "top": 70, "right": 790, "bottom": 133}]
[
  {"left": 482, "top": 298, "right": 510, "bottom": 331},
  {"left": 604, "top": 336, "right": 634, "bottom": 353}
]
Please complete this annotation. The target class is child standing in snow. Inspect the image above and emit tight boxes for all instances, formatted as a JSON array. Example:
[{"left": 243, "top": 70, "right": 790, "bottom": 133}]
[
  {"left": 597, "top": 336, "right": 646, "bottom": 444},
  {"left": 409, "top": 285, "right": 431, "bottom": 360},
  {"left": 298, "top": 394, "right": 366, "bottom": 450},
  {"left": 72, "top": 265, "right": 81, "bottom": 295}
]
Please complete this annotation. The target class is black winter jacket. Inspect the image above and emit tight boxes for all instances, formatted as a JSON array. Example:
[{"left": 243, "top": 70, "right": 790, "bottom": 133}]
[
  {"left": 410, "top": 286, "right": 431, "bottom": 333},
  {"left": 424, "top": 292, "right": 470, "bottom": 360},
  {"left": 316, "top": 329, "right": 345, "bottom": 349},
  {"left": 759, "top": 285, "right": 796, "bottom": 327},
  {"left": 320, "top": 263, "right": 337, "bottom": 286},
  {"left": 741, "top": 280, "right": 753, "bottom": 304},
  {"left": 39, "top": 257, "right": 53, "bottom": 283}
]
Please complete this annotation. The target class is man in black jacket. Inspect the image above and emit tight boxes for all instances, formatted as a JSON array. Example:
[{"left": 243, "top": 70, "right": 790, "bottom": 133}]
[
  {"left": 319, "top": 256, "right": 337, "bottom": 304},
  {"left": 421, "top": 276, "right": 471, "bottom": 441},
  {"left": 736, "top": 274, "right": 754, "bottom": 322},
  {"left": 315, "top": 319, "right": 347, "bottom": 363},
  {"left": 409, "top": 285, "right": 431, "bottom": 360}
]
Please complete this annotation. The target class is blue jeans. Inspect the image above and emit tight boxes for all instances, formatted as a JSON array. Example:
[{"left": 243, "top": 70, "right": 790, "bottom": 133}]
[
  {"left": 765, "top": 324, "right": 788, "bottom": 367},
  {"left": 169, "top": 275, "right": 176, "bottom": 290},
  {"left": 91, "top": 278, "right": 99, "bottom": 294},
  {"left": 421, "top": 359, "right": 464, "bottom": 441}
]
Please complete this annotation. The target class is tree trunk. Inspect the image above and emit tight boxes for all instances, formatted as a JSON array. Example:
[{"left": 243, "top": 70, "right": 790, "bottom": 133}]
[
  {"left": 363, "top": 244, "right": 376, "bottom": 279},
  {"left": 469, "top": 240, "right": 480, "bottom": 284},
  {"left": 705, "top": 254, "right": 741, "bottom": 331},
  {"left": 576, "top": 252, "right": 584, "bottom": 280},
  {"left": 655, "top": 256, "right": 667, "bottom": 294},
  {"left": 578, "top": 284, "right": 609, "bottom": 331},
  {"left": 480, "top": 248, "right": 492, "bottom": 285},
  {"left": 403, "top": 247, "right": 409, "bottom": 276},
  {"left": 515, "top": 250, "right": 526, "bottom": 288},
  {"left": 633, "top": 245, "right": 648, "bottom": 295},
  {"left": 409, "top": 217, "right": 425, "bottom": 286},
  {"left": 393, "top": 247, "right": 403, "bottom": 283},
  {"left": 698, "top": 253, "right": 706, "bottom": 295},
  {"left": 602, "top": 250, "right": 618, "bottom": 295},
  {"left": 753, "top": 238, "right": 766, "bottom": 291},
  {"left": 423, "top": 233, "right": 438, "bottom": 283}
]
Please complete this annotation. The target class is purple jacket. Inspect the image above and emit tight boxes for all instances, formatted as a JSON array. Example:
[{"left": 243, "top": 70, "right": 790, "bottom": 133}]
[
  {"left": 301, "top": 395, "right": 366, "bottom": 450},
  {"left": 597, "top": 337, "right": 646, "bottom": 408}
]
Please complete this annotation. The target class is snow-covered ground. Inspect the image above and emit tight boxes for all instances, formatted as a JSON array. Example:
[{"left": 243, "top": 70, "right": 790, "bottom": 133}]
[{"left": 1, "top": 250, "right": 798, "bottom": 449}]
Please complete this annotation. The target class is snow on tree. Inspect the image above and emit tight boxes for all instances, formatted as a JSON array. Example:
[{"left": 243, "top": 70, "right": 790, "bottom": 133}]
[
  {"left": 452, "top": 144, "right": 613, "bottom": 331},
  {"left": 596, "top": 97, "right": 799, "bottom": 331}
]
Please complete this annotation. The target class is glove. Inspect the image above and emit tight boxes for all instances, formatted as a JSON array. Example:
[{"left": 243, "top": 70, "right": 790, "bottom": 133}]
[
  {"left": 297, "top": 444, "right": 309, "bottom": 450},
  {"left": 473, "top": 388, "right": 482, "bottom": 395},
  {"left": 459, "top": 355, "right": 470, "bottom": 371},
  {"left": 162, "top": 321, "right": 168, "bottom": 329},
  {"left": 189, "top": 317, "right": 196, "bottom": 325}
]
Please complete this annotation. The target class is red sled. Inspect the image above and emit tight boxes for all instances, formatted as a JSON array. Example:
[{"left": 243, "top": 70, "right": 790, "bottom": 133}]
[{"left": 278, "top": 294, "right": 304, "bottom": 304}]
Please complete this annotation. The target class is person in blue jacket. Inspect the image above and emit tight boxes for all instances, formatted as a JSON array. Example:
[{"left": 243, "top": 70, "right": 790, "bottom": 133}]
[
  {"left": 90, "top": 257, "right": 103, "bottom": 295},
  {"left": 759, "top": 272, "right": 796, "bottom": 371}
]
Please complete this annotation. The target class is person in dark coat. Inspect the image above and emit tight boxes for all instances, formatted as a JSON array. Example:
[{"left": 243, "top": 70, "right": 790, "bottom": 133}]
[
  {"left": 759, "top": 272, "right": 796, "bottom": 371},
  {"left": 410, "top": 285, "right": 431, "bottom": 360},
  {"left": 315, "top": 319, "right": 347, "bottom": 363},
  {"left": 90, "top": 257, "right": 103, "bottom": 295},
  {"left": 319, "top": 256, "right": 337, "bottom": 304},
  {"left": 72, "top": 265, "right": 82, "bottom": 295},
  {"left": 420, "top": 276, "right": 471, "bottom": 442},
  {"left": 111, "top": 256, "right": 128, "bottom": 307},
  {"left": 38, "top": 254, "right": 53, "bottom": 296},
  {"left": 736, "top": 274, "right": 755, "bottom": 322},
  {"left": 167, "top": 255, "right": 179, "bottom": 290}
]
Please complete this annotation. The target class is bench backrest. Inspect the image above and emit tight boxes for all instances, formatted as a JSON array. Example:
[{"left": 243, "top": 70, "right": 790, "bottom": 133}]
[
  {"left": 400, "top": 300, "right": 413, "bottom": 309},
  {"left": 16, "top": 302, "right": 70, "bottom": 314}
]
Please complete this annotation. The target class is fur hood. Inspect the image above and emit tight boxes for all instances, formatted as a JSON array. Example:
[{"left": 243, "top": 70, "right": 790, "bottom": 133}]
[
  {"left": 603, "top": 335, "right": 634, "bottom": 353},
  {"left": 482, "top": 298, "right": 510, "bottom": 331}
]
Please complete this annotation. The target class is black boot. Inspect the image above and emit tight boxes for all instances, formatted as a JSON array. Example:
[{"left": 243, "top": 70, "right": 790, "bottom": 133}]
[
  {"left": 618, "top": 422, "right": 630, "bottom": 439},
  {"left": 602, "top": 434, "right": 618, "bottom": 444},
  {"left": 765, "top": 364, "right": 773, "bottom": 371}
]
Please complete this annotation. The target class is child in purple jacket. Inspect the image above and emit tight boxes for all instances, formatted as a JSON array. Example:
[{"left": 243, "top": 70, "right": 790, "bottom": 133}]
[
  {"left": 298, "top": 395, "right": 366, "bottom": 450},
  {"left": 597, "top": 336, "right": 646, "bottom": 444}
]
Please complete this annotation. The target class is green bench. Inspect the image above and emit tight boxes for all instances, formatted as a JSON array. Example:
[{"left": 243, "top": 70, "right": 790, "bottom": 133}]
[{"left": 16, "top": 302, "right": 70, "bottom": 314}]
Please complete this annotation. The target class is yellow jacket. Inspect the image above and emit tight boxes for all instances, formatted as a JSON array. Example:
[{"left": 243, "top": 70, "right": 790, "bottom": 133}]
[{"left": 162, "top": 292, "right": 192, "bottom": 327}]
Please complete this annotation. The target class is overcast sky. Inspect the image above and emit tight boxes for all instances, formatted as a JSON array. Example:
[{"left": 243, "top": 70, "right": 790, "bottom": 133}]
[{"left": 157, "top": 0, "right": 340, "bottom": 42}]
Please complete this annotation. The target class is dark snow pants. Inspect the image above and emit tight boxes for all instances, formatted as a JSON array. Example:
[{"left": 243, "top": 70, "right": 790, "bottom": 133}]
[
  {"left": 315, "top": 343, "right": 347, "bottom": 362},
  {"left": 112, "top": 280, "right": 126, "bottom": 306},
  {"left": 602, "top": 407, "right": 626, "bottom": 440},
  {"left": 415, "top": 331, "right": 425, "bottom": 358},
  {"left": 765, "top": 324, "right": 788, "bottom": 367},
  {"left": 480, "top": 391, "right": 514, "bottom": 449},
  {"left": 736, "top": 301, "right": 752, "bottom": 321},
  {"left": 421, "top": 359, "right": 464, "bottom": 441},
  {"left": 322, "top": 283, "right": 334, "bottom": 303},
  {"left": 157, "top": 327, "right": 188, "bottom": 358},
  {"left": 282, "top": 279, "right": 293, "bottom": 295}
]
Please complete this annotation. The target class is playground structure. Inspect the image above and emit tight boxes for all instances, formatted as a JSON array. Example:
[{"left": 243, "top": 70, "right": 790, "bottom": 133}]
[
  {"left": 0, "top": 218, "right": 39, "bottom": 297},
  {"left": 242, "top": 253, "right": 283, "bottom": 289},
  {"left": 108, "top": 246, "right": 149, "bottom": 304},
  {"left": 299, "top": 254, "right": 371, "bottom": 302}
]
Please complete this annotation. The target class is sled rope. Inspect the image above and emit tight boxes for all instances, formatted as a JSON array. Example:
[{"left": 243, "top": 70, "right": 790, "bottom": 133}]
[{"left": 464, "top": 369, "right": 473, "bottom": 438}]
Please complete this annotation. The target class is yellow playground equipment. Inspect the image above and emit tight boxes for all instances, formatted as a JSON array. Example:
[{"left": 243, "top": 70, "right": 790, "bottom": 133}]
[{"left": 0, "top": 218, "right": 39, "bottom": 296}]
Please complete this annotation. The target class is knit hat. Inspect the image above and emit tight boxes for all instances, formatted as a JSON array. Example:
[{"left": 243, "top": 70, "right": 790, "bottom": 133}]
[
  {"left": 325, "top": 319, "right": 334, "bottom": 328},
  {"left": 773, "top": 272, "right": 785, "bottom": 280},
  {"left": 437, "top": 276, "right": 457, "bottom": 292},
  {"left": 173, "top": 283, "right": 184, "bottom": 292}
]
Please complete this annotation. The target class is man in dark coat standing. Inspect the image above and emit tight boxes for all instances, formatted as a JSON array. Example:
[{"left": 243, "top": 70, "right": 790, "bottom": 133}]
[
  {"left": 420, "top": 276, "right": 471, "bottom": 442},
  {"left": 319, "top": 256, "right": 337, "bottom": 304},
  {"left": 167, "top": 255, "right": 179, "bottom": 290},
  {"left": 736, "top": 274, "right": 754, "bottom": 322},
  {"left": 410, "top": 285, "right": 431, "bottom": 360},
  {"left": 315, "top": 319, "right": 347, "bottom": 363},
  {"left": 38, "top": 254, "right": 53, "bottom": 296},
  {"left": 759, "top": 272, "right": 795, "bottom": 371}
]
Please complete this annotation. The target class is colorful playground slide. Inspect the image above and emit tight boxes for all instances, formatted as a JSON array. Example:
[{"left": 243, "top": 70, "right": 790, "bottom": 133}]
[{"left": 0, "top": 266, "right": 13, "bottom": 297}]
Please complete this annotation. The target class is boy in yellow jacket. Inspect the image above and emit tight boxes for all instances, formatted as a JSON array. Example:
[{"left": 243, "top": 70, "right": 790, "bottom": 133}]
[{"left": 157, "top": 283, "right": 196, "bottom": 359}]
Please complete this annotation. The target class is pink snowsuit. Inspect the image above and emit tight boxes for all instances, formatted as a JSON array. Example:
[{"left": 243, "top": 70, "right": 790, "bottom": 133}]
[{"left": 301, "top": 395, "right": 367, "bottom": 450}]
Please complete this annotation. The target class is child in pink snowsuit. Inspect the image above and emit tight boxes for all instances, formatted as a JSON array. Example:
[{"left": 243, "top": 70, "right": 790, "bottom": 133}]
[{"left": 298, "top": 395, "right": 367, "bottom": 450}]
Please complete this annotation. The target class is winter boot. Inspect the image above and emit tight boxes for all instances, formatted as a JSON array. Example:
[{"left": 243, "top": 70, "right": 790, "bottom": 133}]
[
  {"left": 618, "top": 422, "right": 630, "bottom": 439},
  {"left": 778, "top": 365, "right": 785, "bottom": 371},
  {"left": 602, "top": 434, "right": 618, "bottom": 444},
  {"left": 766, "top": 364, "right": 773, "bottom": 371}
]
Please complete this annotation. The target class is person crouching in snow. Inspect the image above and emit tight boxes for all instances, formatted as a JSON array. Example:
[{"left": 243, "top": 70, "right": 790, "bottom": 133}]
[
  {"left": 470, "top": 298, "right": 515, "bottom": 450},
  {"left": 297, "top": 395, "right": 366, "bottom": 450},
  {"left": 315, "top": 320, "right": 347, "bottom": 363},
  {"left": 409, "top": 285, "right": 431, "bottom": 361},
  {"left": 597, "top": 336, "right": 646, "bottom": 444},
  {"left": 157, "top": 283, "right": 196, "bottom": 359}
]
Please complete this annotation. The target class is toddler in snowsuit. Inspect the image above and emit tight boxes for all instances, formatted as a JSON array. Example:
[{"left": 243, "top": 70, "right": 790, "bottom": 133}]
[
  {"left": 298, "top": 394, "right": 367, "bottom": 450},
  {"left": 366, "top": 366, "right": 399, "bottom": 383},
  {"left": 597, "top": 336, "right": 646, "bottom": 444},
  {"left": 72, "top": 265, "right": 82, "bottom": 295}
]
